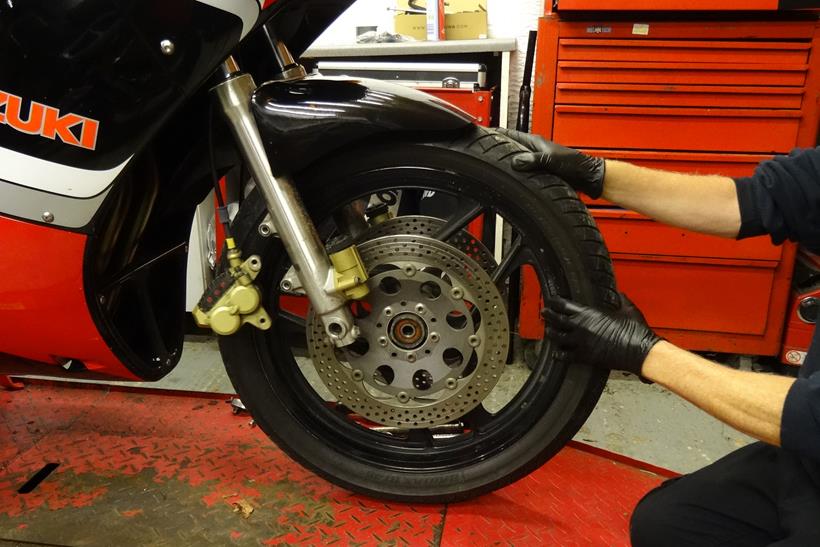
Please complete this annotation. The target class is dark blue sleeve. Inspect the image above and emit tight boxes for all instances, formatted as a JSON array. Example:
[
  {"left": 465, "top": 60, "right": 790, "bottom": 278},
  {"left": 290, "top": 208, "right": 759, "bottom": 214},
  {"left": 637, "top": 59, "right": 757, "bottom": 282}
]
[
  {"left": 734, "top": 147, "right": 820, "bottom": 250},
  {"left": 781, "top": 371, "right": 820, "bottom": 463}
]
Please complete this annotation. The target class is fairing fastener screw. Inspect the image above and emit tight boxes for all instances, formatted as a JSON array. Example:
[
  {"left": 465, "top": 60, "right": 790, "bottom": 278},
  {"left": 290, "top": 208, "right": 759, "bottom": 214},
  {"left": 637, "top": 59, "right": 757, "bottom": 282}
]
[
  {"left": 160, "top": 39, "right": 175, "bottom": 56},
  {"left": 42, "top": 211, "right": 54, "bottom": 223},
  {"left": 451, "top": 287, "right": 463, "bottom": 300},
  {"left": 468, "top": 335, "right": 481, "bottom": 348},
  {"left": 352, "top": 370, "right": 364, "bottom": 381},
  {"left": 446, "top": 378, "right": 457, "bottom": 389},
  {"left": 378, "top": 337, "right": 388, "bottom": 347},
  {"left": 397, "top": 392, "right": 410, "bottom": 403}
]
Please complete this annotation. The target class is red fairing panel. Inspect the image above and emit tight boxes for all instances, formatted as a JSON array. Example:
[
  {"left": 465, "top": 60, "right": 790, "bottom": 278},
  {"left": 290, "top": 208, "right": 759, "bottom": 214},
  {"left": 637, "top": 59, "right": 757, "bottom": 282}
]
[{"left": 0, "top": 216, "right": 136, "bottom": 379}]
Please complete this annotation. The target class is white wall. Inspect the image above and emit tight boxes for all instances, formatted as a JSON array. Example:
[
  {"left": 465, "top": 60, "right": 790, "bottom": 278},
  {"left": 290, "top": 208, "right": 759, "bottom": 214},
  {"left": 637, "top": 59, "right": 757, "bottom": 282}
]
[{"left": 311, "top": 0, "right": 544, "bottom": 128}]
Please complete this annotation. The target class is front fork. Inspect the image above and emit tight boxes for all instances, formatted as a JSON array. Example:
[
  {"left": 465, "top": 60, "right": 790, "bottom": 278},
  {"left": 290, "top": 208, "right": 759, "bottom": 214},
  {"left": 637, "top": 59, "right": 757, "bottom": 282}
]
[{"left": 196, "top": 54, "right": 367, "bottom": 346}]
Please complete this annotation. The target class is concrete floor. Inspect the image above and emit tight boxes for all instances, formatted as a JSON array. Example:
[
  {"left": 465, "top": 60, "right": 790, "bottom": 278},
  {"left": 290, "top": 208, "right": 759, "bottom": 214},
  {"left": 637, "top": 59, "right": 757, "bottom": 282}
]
[{"left": 40, "top": 336, "right": 757, "bottom": 475}]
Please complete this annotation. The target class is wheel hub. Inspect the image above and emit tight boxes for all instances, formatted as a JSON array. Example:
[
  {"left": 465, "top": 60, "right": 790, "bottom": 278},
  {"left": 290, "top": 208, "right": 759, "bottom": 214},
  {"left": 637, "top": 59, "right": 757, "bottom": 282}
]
[
  {"left": 307, "top": 234, "right": 510, "bottom": 428},
  {"left": 389, "top": 313, "right": 427, "bottom": 349}
]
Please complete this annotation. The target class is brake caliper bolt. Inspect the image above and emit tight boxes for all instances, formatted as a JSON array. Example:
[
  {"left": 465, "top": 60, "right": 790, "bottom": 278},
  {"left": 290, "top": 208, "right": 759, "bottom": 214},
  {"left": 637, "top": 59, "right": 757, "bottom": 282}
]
[{"left": 468, "top": 335, "right": 481, "bottom": 348}]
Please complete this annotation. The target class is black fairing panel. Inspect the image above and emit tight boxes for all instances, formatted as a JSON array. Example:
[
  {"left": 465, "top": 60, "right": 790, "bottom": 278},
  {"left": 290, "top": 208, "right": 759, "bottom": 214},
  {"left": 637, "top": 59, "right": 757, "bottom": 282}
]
[
  {"left": 0, "top": 0, "right": 243, "bottom": 171},
  {"left": 251, "top": 76, "right": 475, "bottom": 174}
]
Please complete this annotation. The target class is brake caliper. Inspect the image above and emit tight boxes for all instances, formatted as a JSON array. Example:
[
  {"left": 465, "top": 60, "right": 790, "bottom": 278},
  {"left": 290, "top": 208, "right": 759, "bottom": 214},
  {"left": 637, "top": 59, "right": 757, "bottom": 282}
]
[{"left": 192, "top": 244, "right": 272, "bottom": 336}]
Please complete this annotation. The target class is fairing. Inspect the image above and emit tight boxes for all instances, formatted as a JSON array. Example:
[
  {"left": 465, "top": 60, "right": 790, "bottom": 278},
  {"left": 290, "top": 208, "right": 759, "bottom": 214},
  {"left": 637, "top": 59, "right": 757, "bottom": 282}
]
[
  {"left": 0, "top": 216, "right": 137, "bottom": 379},
  {"left": 252, "top": 76, "right": 474, "bottom": 174}
]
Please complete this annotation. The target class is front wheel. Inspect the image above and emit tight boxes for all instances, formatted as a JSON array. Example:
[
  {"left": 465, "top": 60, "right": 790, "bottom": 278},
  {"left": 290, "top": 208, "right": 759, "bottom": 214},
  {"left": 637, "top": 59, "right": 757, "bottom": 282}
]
[{"left": 219, "top": 127, "right": 617, "bottom": 503}]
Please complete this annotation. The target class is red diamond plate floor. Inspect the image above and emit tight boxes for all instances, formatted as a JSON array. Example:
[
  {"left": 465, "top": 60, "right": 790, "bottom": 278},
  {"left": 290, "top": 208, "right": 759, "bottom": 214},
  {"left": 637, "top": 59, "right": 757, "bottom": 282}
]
[{"left": 0, "top": 381, "right": 666, "bottom": 546}]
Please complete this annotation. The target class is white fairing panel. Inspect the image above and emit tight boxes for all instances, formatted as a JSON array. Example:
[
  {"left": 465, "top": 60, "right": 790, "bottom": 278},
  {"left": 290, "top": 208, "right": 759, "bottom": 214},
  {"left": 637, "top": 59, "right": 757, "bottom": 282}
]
[{"left": 0, "top": 146, "right": 131, "bottom": 199}]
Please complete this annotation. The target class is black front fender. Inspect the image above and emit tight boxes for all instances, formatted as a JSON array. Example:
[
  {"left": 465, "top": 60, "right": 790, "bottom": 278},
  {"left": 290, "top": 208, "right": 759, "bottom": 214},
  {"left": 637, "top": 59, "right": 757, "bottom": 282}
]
[{"left": 251, "top": 75, "right": 474, "bottom": 174}]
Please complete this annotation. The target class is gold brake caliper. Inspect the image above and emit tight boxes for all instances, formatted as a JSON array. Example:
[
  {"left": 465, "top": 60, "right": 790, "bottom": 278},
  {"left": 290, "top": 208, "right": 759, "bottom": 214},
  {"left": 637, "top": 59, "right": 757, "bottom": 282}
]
[{"left": 192, "top": 239, "right": 272, "bottom": 336}]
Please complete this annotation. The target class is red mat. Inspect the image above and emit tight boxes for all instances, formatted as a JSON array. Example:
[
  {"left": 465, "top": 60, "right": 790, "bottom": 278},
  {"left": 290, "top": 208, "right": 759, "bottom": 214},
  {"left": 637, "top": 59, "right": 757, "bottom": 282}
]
[{"left": 0, "top": 381, "right": 663, "bottom": 546}]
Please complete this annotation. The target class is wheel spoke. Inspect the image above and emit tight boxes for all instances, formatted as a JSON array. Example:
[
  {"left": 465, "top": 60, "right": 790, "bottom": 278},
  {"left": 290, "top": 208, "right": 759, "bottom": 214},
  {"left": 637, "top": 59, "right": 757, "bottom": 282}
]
[
  {"left": 462, "top": 405, "right": 495, "bottom": 432},
  {"left": 491, "top": 235, "right": 525, "bottom": 284},
  {"left": 406, "top": 428, "right": 436, "bottom": 448},
  {"left": 433, "top": 202, "right": 485, "bottom": 242}
]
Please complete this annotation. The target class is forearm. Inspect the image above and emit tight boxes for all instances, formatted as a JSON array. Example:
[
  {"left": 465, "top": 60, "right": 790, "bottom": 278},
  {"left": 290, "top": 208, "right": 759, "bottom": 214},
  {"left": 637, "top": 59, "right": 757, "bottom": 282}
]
[
  {"left": 602, "top": 160, "right": 742, "bottom": 238},
  {"left": 642, "top": 341, "right": 794, "bottom": 446}
]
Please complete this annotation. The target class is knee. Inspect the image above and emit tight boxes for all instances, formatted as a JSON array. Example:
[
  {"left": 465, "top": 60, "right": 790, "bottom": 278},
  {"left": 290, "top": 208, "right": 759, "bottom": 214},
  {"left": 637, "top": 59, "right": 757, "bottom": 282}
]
[{"left": 630, "top": 486, "right": 678, "bottom": 547}]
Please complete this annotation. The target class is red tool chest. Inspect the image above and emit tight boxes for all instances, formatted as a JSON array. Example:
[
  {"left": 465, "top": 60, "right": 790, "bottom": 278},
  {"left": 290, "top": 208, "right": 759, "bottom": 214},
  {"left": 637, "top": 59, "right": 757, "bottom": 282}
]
[{"left": 529, "top": 10, "right": 820, "bottom": 356}]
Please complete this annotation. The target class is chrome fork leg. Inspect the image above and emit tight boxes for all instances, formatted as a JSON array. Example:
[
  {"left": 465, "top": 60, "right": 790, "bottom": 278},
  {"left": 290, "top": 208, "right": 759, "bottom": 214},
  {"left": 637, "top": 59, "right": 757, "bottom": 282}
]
[{"left": 211, "top": 57, "right": 358, "bottom": 346}]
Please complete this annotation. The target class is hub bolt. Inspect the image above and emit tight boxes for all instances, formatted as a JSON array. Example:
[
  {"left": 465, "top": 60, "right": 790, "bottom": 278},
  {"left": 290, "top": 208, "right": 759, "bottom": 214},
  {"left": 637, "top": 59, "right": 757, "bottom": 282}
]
[
  {"left": 384, "top": 307, "right": 393, "bottom": 317},
  {"left": 397, "top": 392, "right": 410, "bottom": 403},
  {"left": 404, "top": 265, "right": 417, "bottom": 277},
  {"left": 430, "top": 332, "right": 440, "bottom": 343},
  {"left": 468, "top": 335, "right": 481, "bottom": 348},
  {"left": 378, "top": 336, "right": 389, "bottom": 347},
  {"left": 407, "top": 352, "right": 417, "bottom": 362},
  {"left": 446, "top": 378, "right": 458, "bottom": 389},
  {"left": 451, "top": 287, "right": 463, "bottom": 300},
  {"left": 415, "top": 303, "right": 425, "bottom": 314},
  {"left": 352, "top": 370, "right": 364, "bottom": 381}
]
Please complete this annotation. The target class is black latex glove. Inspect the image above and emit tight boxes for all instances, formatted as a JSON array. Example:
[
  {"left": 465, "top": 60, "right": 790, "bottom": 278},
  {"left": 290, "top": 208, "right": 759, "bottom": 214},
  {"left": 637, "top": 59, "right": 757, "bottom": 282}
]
[
  {"left": 543, "top": 293, "right": 661, "bottom": 378},
  {"left": 495, "top": 128, "right": 606, "bottom": 199}
]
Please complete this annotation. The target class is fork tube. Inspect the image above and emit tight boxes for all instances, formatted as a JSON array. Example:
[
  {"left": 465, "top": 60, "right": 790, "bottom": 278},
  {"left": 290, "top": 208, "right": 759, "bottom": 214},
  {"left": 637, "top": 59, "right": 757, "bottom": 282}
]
[{"left": 211, "top": 57, "right": 358, "bottom": 346}]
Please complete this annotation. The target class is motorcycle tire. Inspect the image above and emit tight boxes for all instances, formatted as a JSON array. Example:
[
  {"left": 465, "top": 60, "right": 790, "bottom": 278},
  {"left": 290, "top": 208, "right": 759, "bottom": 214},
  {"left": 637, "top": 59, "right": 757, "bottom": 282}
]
[{"left": 219, "top": 126, "right": 617, "bottom": 503}]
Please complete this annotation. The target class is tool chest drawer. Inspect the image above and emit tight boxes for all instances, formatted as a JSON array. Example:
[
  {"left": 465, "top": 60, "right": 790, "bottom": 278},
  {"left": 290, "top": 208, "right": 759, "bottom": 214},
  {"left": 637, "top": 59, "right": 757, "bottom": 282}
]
[
  {"left": 556, "top": 62, "right": 808, "bottom": 86},
  {"left": 611, "top": 257, "right": 778, "bottom": 336},
  {"left": 591, "top": 151, "right": 772, "bottom": 178},
  {"left": 554, "top": 106, "right": 800, "bottom": 154},
  {"left": 556, "top": 84, "right": 804, "bottom": 109},
  {"left": 592, "top": 210, "right": 783, "bottom": 263},
  {"left": 558, "top": 39, "right": 810, "bottom": 65}
]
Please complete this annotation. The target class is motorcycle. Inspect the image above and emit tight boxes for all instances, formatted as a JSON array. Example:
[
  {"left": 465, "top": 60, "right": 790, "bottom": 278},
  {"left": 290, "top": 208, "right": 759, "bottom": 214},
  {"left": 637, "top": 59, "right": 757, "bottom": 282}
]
[{"left": 0, "top": 0, "right": 618, "bottom": 502}]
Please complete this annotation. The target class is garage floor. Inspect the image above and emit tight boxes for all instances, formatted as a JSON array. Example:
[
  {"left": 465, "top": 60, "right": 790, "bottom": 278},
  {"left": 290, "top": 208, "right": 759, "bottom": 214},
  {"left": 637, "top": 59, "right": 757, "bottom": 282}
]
[
  {"left": 1, "top": 381, "right": 666, "bottom": 546},
  {"left": 3, "top": 336, "right": 761, "bottom": 545}
]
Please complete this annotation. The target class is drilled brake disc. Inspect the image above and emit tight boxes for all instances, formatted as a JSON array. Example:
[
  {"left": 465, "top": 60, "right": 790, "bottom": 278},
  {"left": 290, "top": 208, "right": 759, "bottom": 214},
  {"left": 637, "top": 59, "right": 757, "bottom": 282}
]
[
  {"left": 360, "top": 215, "right": 497, "bottom": 273},
  {"left": 307, "top": 234, "right": 510, "bottom": 428}
]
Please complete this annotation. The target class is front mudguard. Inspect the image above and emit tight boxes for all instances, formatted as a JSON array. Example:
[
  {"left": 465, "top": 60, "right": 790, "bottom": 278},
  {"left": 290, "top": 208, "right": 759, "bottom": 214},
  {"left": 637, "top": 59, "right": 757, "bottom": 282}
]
[{"left": 251, "top": 75, "right": 475, "bottom": 175}]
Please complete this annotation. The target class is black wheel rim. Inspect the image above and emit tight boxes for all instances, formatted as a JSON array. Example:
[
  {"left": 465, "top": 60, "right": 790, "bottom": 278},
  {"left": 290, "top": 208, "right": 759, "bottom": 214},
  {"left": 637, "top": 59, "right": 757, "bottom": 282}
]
[{"left": 252, "top": 164, "right": 579, "bottom": 472}]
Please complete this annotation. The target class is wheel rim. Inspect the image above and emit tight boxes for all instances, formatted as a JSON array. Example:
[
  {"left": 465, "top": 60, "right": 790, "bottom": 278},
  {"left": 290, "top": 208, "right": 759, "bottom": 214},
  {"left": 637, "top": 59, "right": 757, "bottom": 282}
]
[{"left": 253, "top": 165, "right": 577, "bottom": 472}]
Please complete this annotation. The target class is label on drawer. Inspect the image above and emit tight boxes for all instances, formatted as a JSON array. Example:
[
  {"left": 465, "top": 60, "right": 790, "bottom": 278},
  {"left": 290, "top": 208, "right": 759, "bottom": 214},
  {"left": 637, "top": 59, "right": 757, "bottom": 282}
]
[
  {"left": 586, "top": 26, "right": 612, "bottom": 34},
  {"left": 632, "top": 23, "right": 650, "bottom": 36}
]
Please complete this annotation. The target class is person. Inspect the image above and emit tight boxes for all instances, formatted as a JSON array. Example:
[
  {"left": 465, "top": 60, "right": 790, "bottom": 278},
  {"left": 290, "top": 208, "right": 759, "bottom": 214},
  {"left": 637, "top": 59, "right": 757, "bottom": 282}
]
[{"left": 496, "top": 128, "right": 820, "bottom": 547}]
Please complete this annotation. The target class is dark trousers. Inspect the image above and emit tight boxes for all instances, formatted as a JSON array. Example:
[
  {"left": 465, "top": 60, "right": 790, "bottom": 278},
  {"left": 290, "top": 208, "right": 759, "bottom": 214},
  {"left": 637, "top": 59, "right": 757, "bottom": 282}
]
[{"left": 630, "top": 442, "right": 820, "bottom": 546}]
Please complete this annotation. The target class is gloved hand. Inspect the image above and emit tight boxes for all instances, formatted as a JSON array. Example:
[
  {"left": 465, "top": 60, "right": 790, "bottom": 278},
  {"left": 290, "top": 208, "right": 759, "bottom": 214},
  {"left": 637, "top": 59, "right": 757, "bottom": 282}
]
[
  {"left": 495, "top": 128, "right": 606, "bottom": 199},
  {"left": 543, "top": 293, "right": 661, "bottom": 378}
]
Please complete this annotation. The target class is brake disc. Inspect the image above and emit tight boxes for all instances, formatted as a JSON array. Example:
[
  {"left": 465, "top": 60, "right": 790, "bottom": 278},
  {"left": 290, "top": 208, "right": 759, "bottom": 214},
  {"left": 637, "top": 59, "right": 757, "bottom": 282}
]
[
  {"left": 307, "top": 234, "right": 510, "bottom": 428},
  {"left": 361, "top": 215, "right": 497, "bottom": 273}
]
